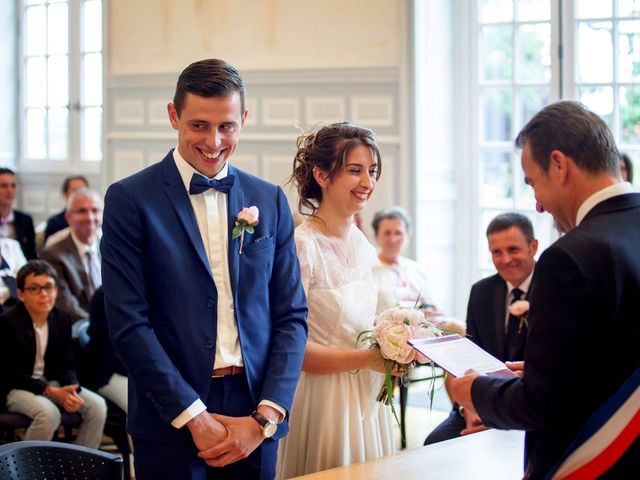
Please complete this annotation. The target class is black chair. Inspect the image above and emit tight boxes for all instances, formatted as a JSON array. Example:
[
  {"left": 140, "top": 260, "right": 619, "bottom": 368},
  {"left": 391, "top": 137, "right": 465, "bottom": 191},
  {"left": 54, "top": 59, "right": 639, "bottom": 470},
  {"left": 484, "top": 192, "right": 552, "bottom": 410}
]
[
  {"left": 0, "top": 411, "right": 82, "bottom": 444},
  {"left": 0, "top": 440, "right": 123, "bottom": 479}
]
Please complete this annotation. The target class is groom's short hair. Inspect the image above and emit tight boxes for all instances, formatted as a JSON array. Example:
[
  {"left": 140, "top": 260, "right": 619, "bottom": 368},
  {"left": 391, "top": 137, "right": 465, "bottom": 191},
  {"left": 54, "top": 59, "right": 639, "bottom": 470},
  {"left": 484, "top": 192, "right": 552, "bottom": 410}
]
[{"left": 173, "top": 58, "right": 246, "bottom": 116}]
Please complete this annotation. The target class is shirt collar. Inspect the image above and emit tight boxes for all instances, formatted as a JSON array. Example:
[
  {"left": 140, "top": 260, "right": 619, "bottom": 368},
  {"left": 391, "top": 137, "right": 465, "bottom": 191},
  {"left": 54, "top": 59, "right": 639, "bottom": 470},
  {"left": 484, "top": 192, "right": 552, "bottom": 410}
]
[
  {"left": 70, "top": 231, "right": 99, "bottom": 254},
  {"left": 173, "top": 147, "right": 229, "bottom": 194},
  {"left": 575, "top": 182, "right": 634, "bottom": 226},
  {"left": 507, "top": 270, "right": 533, "bottom": 296},
  {"left": 0, "top": 210, "right": 15, "bottom": 225}
]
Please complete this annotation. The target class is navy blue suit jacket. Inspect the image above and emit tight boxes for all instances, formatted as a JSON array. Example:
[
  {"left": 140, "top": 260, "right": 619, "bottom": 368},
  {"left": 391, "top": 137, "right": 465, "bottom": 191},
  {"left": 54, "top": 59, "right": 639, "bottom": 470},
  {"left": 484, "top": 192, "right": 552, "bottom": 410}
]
[
  {"left": 472, "top": 193, "right": 640, "bottom": 478},
  {"left": 466, "top": 273, "right": 528, "bottom": 362},
  {"left": 101, "top": 151, "right": 308, "bottom": 441}
]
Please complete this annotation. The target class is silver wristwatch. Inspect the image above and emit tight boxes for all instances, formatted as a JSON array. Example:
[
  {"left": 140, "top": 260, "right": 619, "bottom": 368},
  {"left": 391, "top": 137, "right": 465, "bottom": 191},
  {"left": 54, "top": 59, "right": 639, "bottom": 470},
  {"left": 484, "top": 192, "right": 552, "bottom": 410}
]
[{"left": 250, "top": 411, "right": 277, "bottom": 438}]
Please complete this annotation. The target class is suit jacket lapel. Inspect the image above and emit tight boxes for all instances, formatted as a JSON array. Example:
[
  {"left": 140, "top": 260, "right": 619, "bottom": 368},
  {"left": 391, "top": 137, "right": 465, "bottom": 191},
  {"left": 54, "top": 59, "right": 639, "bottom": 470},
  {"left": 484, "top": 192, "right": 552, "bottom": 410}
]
[
  {"left": 64, "top": 236, "right": 92, "bottom": 301},
  {"left": 492, "top": 277, "right": 507, "bottom": 358},
  {"left": 226, "top": 165, "right": 243, "bottom": 300},
  {"left": 161, "top": 153, "right": 212, "bottom": 278}
]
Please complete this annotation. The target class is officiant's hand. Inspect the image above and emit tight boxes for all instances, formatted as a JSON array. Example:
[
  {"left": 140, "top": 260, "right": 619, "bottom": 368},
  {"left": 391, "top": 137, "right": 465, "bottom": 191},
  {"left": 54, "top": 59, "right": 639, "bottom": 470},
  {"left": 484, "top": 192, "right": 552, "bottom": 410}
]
[
  {"left": 186, "top": 412, "right": 228, "bottom": 453},
  {"left": 505, "top": 361, "right": 525, "bottom": 377},
  {"left": 459, "top": 407, "right": 490, "bottom": 436},
  {"left": 198, "top": 412, "right": 267, "bottom": 467},
  {"left": 449, "top": 369, "right": 479, "bottom": 415}
]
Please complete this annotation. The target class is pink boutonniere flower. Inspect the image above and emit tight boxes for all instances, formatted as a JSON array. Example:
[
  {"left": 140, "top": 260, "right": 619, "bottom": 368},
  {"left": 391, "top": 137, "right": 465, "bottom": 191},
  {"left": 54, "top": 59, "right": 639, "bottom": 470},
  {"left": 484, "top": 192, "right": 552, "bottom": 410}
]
[
  {"left": 232, "top": 206, "right": 259, "bottom": 254},
  {"left": 508, "top": 300, "right": 530, "bottom": 333}
]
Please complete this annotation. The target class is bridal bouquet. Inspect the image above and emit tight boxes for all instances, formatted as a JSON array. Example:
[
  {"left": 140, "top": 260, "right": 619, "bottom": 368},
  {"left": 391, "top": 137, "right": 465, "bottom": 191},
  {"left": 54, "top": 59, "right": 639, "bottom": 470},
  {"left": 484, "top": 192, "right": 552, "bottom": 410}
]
[{"left": 357, "top": 306, "right": 445, "bottom": 422}]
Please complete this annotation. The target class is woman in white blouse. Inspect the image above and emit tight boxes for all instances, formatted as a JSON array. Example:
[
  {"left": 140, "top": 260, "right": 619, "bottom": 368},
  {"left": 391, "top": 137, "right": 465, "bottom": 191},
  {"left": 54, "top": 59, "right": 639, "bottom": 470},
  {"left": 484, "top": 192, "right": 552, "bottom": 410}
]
[{"left": 371, "top": 207, "right": 437, "bottom": 314}]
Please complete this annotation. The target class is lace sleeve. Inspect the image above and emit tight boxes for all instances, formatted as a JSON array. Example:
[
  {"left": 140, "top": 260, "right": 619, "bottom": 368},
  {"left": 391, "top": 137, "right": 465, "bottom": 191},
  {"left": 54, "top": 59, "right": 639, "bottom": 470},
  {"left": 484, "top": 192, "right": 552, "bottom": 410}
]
[{"left": 294, "top": 229, "right": 314, "bottom": 297}]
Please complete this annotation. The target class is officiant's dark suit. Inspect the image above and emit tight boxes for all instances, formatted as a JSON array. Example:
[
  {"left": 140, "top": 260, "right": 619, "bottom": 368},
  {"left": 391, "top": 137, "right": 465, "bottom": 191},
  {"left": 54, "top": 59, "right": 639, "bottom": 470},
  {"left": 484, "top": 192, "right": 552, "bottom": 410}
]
[
  {"left": 101, "top": 59, "right": 308, "bottom": 480},
  {"left": 452, "top": 101, "right": 640, "bottom": 478}
]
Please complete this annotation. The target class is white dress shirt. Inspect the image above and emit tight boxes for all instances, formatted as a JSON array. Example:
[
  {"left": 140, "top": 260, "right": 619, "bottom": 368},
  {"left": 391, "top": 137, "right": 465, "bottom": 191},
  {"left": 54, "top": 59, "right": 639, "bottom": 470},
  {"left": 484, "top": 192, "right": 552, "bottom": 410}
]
[
  {"left": 0, "top": 237, "right": 27, "bottom": 304},
  {"left": 0, "top": 210, "right": 16, "bottom": 240},
  {"left": 32, "top": 321, "right": 49, "bottom": 380},
  {"left": 170, "top": 148, "right": 285, "bottom": 428},
  {"left": 70, "top": 231, "right": 101, "bottom": 287}
]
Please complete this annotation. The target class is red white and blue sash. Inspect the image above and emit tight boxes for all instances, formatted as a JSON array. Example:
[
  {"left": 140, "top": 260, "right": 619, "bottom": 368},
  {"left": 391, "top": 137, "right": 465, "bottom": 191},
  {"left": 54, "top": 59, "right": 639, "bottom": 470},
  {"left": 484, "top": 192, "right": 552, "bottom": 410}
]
[{"left": 548, "top": 367, "right": 640, "bottom": 479}]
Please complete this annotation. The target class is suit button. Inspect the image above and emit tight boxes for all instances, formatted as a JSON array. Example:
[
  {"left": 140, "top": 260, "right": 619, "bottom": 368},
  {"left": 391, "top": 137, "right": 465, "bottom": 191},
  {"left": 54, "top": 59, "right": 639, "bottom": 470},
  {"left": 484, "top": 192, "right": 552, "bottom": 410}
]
[
  {"left": 206, "top": 340, "right": 214, "bottom": 349},
  {"left": 207, "top": 299, "right": 215, "bottom": 308},
  {"left": 146, "top": 392, "right": 152, "bottom": 398}
]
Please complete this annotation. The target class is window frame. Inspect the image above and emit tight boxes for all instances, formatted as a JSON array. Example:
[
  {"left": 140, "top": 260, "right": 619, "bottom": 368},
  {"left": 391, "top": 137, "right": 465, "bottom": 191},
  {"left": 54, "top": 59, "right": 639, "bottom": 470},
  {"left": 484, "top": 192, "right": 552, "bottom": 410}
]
[{"left": 17, "top": 0, "right": 103, "bottom": 174}]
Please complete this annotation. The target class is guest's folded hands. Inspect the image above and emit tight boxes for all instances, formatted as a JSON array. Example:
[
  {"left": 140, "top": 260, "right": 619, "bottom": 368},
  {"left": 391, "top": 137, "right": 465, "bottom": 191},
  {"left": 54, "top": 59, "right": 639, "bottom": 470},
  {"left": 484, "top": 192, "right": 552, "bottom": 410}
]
[{"left": 47, "top": 384, "right": 84, "bottom": 413}]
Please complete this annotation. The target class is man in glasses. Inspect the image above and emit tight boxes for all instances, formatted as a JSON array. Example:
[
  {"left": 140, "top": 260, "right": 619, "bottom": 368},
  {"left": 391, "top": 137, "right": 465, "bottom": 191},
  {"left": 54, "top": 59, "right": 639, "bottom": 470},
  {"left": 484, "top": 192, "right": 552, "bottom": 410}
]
[{"left": 0, "top": 260, "right": 106, "bottom": 447}]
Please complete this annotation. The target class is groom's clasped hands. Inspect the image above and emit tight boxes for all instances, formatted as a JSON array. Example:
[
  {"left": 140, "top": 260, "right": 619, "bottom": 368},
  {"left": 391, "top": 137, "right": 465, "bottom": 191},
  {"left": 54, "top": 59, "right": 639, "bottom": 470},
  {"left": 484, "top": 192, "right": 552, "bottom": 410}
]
[{"left": 186, "top": 408, "right": 274, "bottom": 468}]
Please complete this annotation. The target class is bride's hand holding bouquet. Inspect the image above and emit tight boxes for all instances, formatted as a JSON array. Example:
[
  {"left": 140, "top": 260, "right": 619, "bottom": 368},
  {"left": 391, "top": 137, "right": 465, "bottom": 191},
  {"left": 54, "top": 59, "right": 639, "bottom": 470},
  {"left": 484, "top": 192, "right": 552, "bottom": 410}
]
[{"left": 357, "top": 305, "right": 445, "bottom": 422}]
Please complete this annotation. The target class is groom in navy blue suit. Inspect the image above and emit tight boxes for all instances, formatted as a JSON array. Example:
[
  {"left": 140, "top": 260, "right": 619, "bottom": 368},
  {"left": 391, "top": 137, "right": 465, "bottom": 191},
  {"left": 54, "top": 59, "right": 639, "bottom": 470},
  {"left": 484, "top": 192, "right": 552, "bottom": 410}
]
[{"left": 101, "top": 59, "right": 308, "bottom": 479}]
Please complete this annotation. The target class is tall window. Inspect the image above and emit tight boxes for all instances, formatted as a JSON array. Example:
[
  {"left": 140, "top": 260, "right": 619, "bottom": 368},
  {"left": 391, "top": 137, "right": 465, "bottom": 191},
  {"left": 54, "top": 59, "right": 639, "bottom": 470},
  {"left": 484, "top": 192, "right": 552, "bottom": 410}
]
[
  {"left": 474, "top": 0, "right": 640, "bottom": 275},
  {"left": 21, "top": 0, "right": 102, "bottom": 167}
]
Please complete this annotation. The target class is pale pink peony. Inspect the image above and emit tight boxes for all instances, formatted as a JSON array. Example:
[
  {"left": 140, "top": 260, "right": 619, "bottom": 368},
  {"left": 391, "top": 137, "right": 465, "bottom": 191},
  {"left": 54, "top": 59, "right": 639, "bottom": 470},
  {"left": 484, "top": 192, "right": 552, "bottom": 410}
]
[
  {"left": 509, "top": 300, "right": 530, "bottom": 317},
  {"left": 237, "top": 206, "right": 259, "bottom": 226},
  {"left": 377, "top": 322, "right": 415, "bottom": 364}
]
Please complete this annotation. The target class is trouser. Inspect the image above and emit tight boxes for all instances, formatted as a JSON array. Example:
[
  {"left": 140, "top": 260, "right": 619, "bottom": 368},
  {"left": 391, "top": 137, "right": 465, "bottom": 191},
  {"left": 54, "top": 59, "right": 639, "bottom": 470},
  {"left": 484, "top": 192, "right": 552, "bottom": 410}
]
[
  {"left": 6, "top": 383, "right": 108, "bottom": 449},
  {"left": 132, "top": 374, "right": 278, "bottom": 480}
]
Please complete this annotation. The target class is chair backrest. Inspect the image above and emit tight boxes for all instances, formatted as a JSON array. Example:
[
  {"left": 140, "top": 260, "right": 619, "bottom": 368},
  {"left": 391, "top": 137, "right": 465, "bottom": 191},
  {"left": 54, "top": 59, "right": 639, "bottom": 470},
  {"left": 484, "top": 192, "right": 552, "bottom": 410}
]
[{"left": 0, "top": 440, "right": 123, "bottom": 479}]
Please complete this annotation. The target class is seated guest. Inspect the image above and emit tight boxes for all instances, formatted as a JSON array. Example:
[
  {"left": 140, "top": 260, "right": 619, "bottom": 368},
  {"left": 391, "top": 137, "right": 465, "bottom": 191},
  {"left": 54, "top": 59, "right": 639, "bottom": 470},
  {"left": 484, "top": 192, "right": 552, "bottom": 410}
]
[
  {"left": 0, "top": 168, "right": 36, "bottom": 259},
  {"left": 424, "top": 212, "right": 537, "bottom": 445},
  {"left": 40, "top": 189, "right": 102, "bottom": 325},
  {"left": 620, "top": 152, "right": 634, "bottom": 183},
  {"left": 44, "top": 175, "right": 89, "bottom": 244},
  {"left": 371, "top": 206, "right": 438, "bottom": 314},
  {"left": 0, "top": 237, "right": 28, "bottom": 311},
  {"left": 0, "top": 260, "right": 107, "bottom": 448},
  {"left": 83, "top": 286, "right": 128, "bottom": 413}
]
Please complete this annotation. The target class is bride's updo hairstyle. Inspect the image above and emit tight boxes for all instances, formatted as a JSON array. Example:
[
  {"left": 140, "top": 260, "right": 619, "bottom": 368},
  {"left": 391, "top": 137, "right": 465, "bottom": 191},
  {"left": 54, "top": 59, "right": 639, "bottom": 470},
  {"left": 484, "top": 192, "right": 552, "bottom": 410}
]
[{"left": 291, "top": 122, "right": 382, "bottom": 215}]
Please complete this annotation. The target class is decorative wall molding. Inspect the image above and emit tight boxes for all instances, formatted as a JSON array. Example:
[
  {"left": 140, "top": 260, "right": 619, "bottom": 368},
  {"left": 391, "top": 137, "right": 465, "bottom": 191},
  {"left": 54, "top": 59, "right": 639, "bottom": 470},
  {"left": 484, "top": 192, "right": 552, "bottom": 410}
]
[
  {"left": 113, "top": 99, "right": 145, "bottom": 125},
  {"left": 106, "top": 68, "right": 399, "bottom": 89},
  {"left": 105, "top": 66, "right": 403, "bottom": 219}
]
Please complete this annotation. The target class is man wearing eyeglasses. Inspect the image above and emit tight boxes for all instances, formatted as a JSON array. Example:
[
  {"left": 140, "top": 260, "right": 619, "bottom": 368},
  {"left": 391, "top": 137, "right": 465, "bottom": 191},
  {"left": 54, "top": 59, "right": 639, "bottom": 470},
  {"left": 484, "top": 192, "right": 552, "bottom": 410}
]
[
  {"left": 40, "top": 188, "right": 103, "bottom": 332},
  {"left": 0, "top": 260, "right": 107, "bottom": 447}
]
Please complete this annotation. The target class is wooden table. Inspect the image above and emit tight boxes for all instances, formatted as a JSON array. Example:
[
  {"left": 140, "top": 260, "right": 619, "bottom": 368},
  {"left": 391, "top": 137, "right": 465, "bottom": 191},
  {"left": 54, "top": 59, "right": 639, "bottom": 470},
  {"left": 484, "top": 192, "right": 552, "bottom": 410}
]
[{"left": 292, "top": 429, "right": 525, "bottom": 479}]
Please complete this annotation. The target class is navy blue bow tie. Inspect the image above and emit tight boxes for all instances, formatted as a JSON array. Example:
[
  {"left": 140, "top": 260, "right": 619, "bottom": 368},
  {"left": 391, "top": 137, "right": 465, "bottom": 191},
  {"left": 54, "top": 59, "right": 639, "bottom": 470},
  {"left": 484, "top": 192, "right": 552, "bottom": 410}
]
[{"left": 189, "top": 174, "right": 235, "bottom": 195}]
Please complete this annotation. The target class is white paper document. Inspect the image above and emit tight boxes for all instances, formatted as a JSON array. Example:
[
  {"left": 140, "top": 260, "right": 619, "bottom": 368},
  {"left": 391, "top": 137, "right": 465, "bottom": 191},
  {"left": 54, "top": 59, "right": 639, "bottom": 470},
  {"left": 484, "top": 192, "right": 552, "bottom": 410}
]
[{"left": 409, "top": 334, "right": 518, "bottom": 378}]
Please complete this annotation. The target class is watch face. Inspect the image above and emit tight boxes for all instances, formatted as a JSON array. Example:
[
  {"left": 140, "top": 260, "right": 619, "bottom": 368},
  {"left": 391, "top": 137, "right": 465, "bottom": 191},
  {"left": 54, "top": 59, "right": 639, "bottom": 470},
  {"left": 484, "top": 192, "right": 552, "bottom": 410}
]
[{"left": 263, "top": 422, "right": 277, "bottom": 438}]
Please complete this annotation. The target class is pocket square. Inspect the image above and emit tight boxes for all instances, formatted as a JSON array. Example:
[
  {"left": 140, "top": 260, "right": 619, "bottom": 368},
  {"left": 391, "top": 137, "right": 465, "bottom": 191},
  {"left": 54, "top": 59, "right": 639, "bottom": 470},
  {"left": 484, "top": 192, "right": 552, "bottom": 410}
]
[{"left": 251, "top": 235, "right": 270, "bottom": 244}]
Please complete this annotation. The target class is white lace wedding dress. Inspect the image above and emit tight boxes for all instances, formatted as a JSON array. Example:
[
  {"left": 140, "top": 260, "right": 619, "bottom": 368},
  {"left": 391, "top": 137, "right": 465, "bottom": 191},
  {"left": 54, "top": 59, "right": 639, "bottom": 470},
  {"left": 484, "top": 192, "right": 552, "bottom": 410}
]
[{"left": 277, "top": 222, "right": 396, "bottom": 478}]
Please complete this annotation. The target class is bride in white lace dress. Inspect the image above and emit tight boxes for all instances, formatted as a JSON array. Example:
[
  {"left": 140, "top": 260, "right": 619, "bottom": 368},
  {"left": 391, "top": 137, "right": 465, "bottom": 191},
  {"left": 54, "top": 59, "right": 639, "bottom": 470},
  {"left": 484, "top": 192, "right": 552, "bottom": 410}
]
[{"left": 277, "top": 123, "right": 396, "bottom": 478}]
